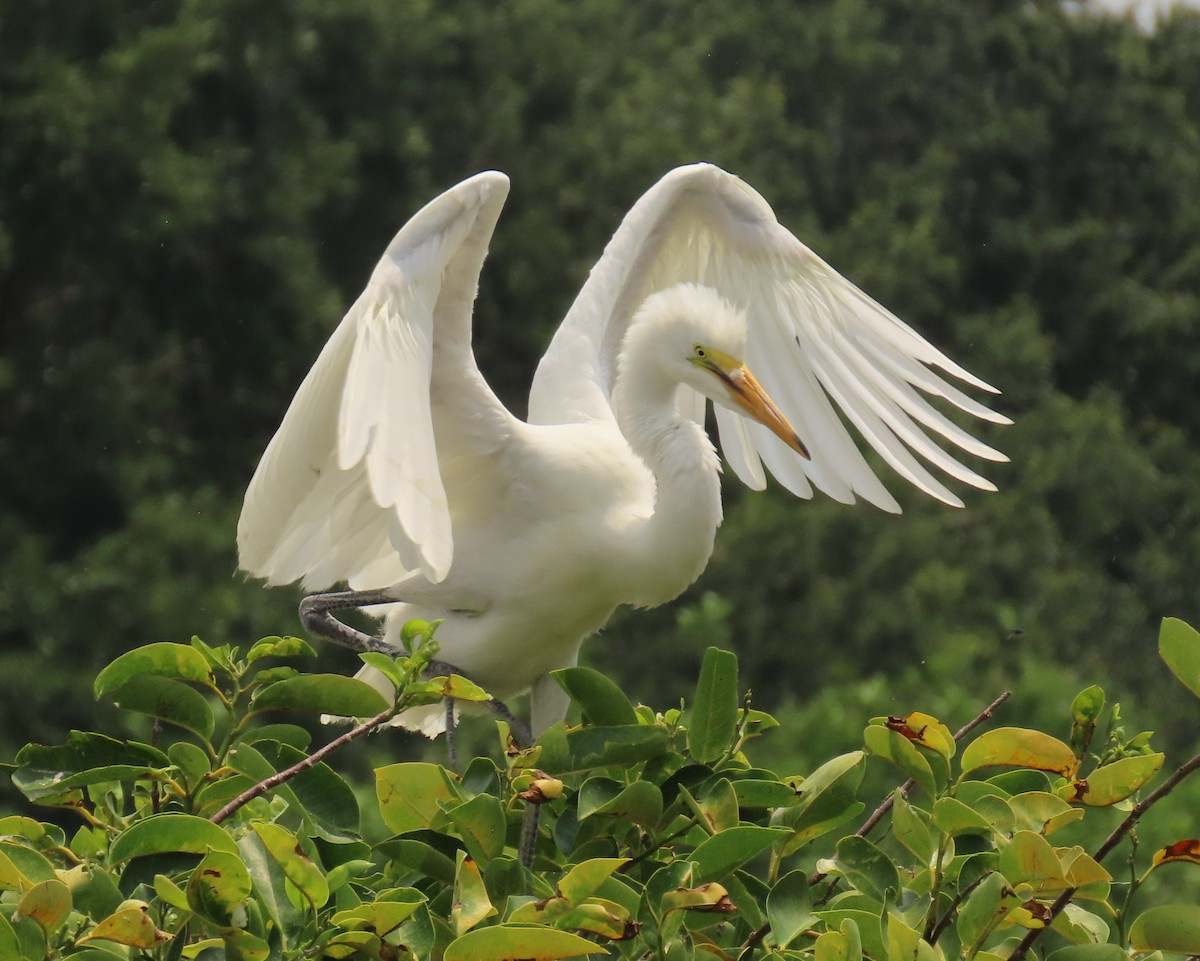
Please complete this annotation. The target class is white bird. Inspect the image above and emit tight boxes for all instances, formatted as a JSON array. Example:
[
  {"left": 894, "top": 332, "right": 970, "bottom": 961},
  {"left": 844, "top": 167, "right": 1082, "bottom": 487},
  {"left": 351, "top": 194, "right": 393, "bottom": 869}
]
[{"left": 237, "top": 163, "right": 1008, "bottom": 739}]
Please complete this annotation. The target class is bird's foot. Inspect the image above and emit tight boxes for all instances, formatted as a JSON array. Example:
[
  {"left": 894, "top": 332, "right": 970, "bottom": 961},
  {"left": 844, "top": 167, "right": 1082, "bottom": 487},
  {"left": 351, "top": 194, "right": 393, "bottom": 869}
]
[{"left": 298, "top": 588, "right": 404, "bottom": 654}]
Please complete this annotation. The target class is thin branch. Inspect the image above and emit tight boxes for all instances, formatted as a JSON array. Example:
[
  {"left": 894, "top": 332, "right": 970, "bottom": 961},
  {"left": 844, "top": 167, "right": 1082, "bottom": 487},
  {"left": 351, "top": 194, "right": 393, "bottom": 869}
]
[
  {"left": 950, "top": 690, "right": 1015, "bottom": 743},
  {"left": 928, "top": 870, "right": 992, "bottom": 945},
  {"left": 1009, "top": 748, "right": 1200, "bottom": 961},
  {"left": 210, "top": 706, "right": 395, "bottom": 825}
]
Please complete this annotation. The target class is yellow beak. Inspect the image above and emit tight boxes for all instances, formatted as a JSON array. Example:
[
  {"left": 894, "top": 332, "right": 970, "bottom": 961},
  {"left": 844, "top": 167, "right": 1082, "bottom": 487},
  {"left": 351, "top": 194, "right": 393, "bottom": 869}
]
[{"left": 692, "top": 347, "right": 811, "bottom": 459}]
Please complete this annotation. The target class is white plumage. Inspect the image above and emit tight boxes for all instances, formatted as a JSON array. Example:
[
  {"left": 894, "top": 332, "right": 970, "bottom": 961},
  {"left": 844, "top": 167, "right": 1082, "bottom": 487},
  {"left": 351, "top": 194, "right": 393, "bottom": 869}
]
[{"left": 237, "top": 164, "right": 1008, "bottom": 735}]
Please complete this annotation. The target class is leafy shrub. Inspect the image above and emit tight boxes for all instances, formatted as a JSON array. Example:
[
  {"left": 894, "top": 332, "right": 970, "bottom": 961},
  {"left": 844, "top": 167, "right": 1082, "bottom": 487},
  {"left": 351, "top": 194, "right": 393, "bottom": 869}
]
[{"left": 2, "top": 619, "right": 1199, "bottom": 960}]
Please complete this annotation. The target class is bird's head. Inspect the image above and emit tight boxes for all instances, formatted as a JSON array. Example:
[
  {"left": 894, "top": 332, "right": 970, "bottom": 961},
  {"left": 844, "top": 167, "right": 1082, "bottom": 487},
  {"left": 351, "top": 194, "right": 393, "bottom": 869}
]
[{"left": 630, "top": 284, "right": 810, "bottom": 458}]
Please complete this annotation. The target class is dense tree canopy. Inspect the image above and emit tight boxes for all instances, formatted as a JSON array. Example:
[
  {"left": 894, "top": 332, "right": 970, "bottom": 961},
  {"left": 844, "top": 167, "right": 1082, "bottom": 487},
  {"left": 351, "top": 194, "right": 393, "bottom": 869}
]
[{"left": 1, "top": 0, "right": 1198, "bottom": 759}]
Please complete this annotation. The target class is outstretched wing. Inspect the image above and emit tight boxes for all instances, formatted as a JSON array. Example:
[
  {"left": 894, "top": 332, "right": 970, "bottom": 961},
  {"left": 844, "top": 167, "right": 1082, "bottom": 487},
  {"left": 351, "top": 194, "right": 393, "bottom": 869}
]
[
  {"left": 238, "top": 172, "right": 514, "bottom": 588},
  {"left": 529, "top": 163, "right": 1008, "bottom": 511}
]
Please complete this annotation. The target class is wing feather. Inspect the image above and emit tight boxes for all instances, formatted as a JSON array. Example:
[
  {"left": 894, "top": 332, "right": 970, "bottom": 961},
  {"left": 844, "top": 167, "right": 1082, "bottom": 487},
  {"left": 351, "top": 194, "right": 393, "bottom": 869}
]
[
  {"left": 531, "top": 163, "right": 1005, "bottom": 510},
  {"left": 238, "top": 172, "right": 512, "bottom": 587}
]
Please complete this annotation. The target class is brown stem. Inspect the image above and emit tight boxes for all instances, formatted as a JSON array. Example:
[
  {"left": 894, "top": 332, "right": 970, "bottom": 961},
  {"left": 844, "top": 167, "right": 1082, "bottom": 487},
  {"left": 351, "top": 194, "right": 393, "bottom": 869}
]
[
  {"left": 1009, "top": 749, "right": 1200, "bottom": 961},
  {"left": 210, "top": 707, "right": 395, "bottom": 825}
]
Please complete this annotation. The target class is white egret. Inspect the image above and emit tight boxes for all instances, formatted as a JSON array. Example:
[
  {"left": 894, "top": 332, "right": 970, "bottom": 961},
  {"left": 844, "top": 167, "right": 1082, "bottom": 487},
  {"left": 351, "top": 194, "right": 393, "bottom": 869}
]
[{"left": 237, "top": 163, "right": 1008, "bottom": 741}]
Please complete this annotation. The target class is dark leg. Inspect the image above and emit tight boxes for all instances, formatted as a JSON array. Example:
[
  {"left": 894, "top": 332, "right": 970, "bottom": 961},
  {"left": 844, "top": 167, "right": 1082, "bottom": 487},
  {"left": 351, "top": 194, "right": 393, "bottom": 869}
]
[
  {"left": 298, "top": 588, "right": 405, "bottom": 654},
  {"left": 519, "top": 804, "right": 540, "bottom": 868}
]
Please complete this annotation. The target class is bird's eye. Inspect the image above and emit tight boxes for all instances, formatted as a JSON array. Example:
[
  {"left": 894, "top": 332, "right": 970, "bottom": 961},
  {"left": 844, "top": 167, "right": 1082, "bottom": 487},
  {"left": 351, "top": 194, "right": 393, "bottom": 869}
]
[{"left": 693, "top": 345, "right": 706, "bottom": 359}]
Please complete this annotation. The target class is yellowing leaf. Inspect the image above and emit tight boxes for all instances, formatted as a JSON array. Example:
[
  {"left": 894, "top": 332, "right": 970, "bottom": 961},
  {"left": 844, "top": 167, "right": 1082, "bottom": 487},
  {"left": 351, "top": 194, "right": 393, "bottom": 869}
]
[
  {"left": 1153, "top": 838, "right": 1200, "bottom": 867},
  {"left": 444, "top": 924, "right": 606, "bottom": 961},
  {"left": 79, "top": 901, "right": 172, "bottom": 949},
  {"left": 1059, "top": 754, "right": 1163, "bottom": 806},
  {"left": 961, "top": 728, "right": 1078, "bottom": 777},
  {"left": 886, "top": 712, "right": 955, "bottom": 758},
  {"left": 250, "top": 822, "right": 329, "bottom": 908},
  {"left": 451, "top": 853, "right": 496, "bottom": 936},
  {"left": 17, "top": 878, "right": 71, "bottom": 934},
  {"left": 376, "top": 762, "right": 459, "bottom": 834},
  {"left": 999, "top": 831, "right": 1067, "bottom": 891}
]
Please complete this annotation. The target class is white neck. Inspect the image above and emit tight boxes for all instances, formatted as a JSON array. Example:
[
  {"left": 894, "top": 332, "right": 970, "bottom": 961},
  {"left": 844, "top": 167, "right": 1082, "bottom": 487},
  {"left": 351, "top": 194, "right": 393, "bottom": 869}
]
[{"left": 611, "top": 351, "right": 723, "bottom": 609}]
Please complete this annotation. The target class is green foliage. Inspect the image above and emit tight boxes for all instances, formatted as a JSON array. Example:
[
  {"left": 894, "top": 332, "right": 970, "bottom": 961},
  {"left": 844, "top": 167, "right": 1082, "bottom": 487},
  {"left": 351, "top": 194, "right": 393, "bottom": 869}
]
[
  {"left": 2, "top": 0, "right": 1200, "bottom": 764},
  {"left": 3, "top": 621, "right": 1199, "bottom": 959}
]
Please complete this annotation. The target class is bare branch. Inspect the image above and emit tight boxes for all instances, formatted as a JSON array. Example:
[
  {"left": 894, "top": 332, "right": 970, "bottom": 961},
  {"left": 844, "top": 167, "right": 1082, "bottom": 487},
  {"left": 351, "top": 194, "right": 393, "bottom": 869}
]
[{"left": 211, "top": 706, "right": 395, "bottom": 825}]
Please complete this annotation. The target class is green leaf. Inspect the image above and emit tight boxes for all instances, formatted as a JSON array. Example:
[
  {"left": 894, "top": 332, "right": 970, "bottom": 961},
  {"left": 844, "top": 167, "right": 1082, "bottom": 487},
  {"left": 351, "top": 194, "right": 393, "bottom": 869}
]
[
  {"left": 577, "top": 778, "right": 663, "bottom": 829},
  {"left": 445, "top": 794, "right": 507, "bottom": 864},
  {"left": 168, "top": 741, "right": 211, "bottom": 789},
  {"left": 558, "top": 858, "right": 630, "bottom": 904},
  {"left": 835, "top": 835, "right": 900, "bottom": 903},
  {"left": 732, "top": 778, "right": 802, "bottom": 809},
  {"left": 375, "top": 834, "right": 459, "bottom": 885},
  {"left": 891, "top": 790, "right": 935, "bottom": 862},
  {"left": 444, "top": 924, "right": 606, "bottom": 961},
  {"left": 956, "top": 871, "right": 1008, "bottom": 951},
  {"left": 552, "top": 666, "right": 638, "bottom": 725},
  {"left": 931, "top": 796, "right": 995, "bottom": 837},
  {"left": 961, "top": 728, "right": 1078, "bottom": 777},
  {"left": 105, "top": 674, "right": 216, "bottom": 738},
  {"left": 246, "top": 635, "right": 316, "bottom": 664},
  {"left": 187, "top": 848, "right": 252, "bottom": 927},
  {"left": 1069, "top": 686, "right": 1106, "bottom": 757},
  {"left": 13, "top": 732, "right": 170, "bottom": 801},
  {"left": 697, "top": 777, "right": 740, "bottom": 833},
  {"left": 771, "top": 752, "right": 866, "bottom": 855},
  {"left": 0, "top": 842, "right": 56, "bottom": 884},
  {"left": 1008, "top": 791, "right": 1084, "bottom": 836},
  {"left": 94, "top": 641, "right": 216, "bottom": 698},
  {"left": 863, "top": 724, "right": 937, "bottom": 797},
  {"left": 332, "top": 892, "right": 424, "bottom": 937},
  {"left": 0, "top": 915, "right": 18, "bottom": 957},
  {"left": 153, "top": 874, "right": 192, "bottom": 914},
  {"left": 358, "top": 652, "right": 403, "bottom": 689},
  {"left": 813, "top": 915, "right": 865, "bottom": 961},
  {"left": 1052, "top": 903, "right": 1110, "bottom": 946},
  {"left": 376, "top": 763, "right": 460, "bottom": 835},
  {"left": 1046, "top": 946, "right": 1133, "bottom": 961},
  {"left": 1159, "top": 617, "right": 1200, "bottom": 699},
  {"left": 688, "top": 647, "right": 739, "bottom": 763},
  {"left": 536, "top": 723, "right": 671, "bottom": 773},
  {"left": 691, "top": 825, "right": 787, "bottom": 883},
  {"left": 250, "top": 823, "right": 329, "bottom": 909},
  {"left": 1129, "top": 904, "right": 1200, "bottom": 954},
  {"left": 236, "top": 723, "right": 312, "bottom": 751},
  {"left": 110, "top": 814, "right": 238, "bottom": 862},
  {"left": 251, "top": 673, "right": 390, "bottom": 718},
  {"left": 767, "top": 869, "right": 817, "bottom": 949},
  {"left": 238, "top": 740, "right": 359, "bottom": 837}
]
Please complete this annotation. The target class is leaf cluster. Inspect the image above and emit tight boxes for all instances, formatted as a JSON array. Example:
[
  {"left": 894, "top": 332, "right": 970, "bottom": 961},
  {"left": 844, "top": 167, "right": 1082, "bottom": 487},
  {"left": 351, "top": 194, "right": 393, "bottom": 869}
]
[{"left": 2, "top": 619, "right": 1199, "bottom": 959}]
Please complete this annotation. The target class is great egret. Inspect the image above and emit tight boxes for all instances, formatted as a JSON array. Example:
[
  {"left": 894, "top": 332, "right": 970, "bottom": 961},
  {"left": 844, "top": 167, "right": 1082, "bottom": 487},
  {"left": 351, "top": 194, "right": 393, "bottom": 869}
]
[{"left": 237, "top": 163, "right": 1007, "bottom": 740}]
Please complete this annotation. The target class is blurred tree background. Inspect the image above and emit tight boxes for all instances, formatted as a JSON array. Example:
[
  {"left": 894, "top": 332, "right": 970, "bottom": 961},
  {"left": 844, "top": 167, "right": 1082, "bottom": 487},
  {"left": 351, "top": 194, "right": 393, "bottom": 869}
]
[{"left": 1, "top": 0, "right": 1198, "bottom": 784}]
